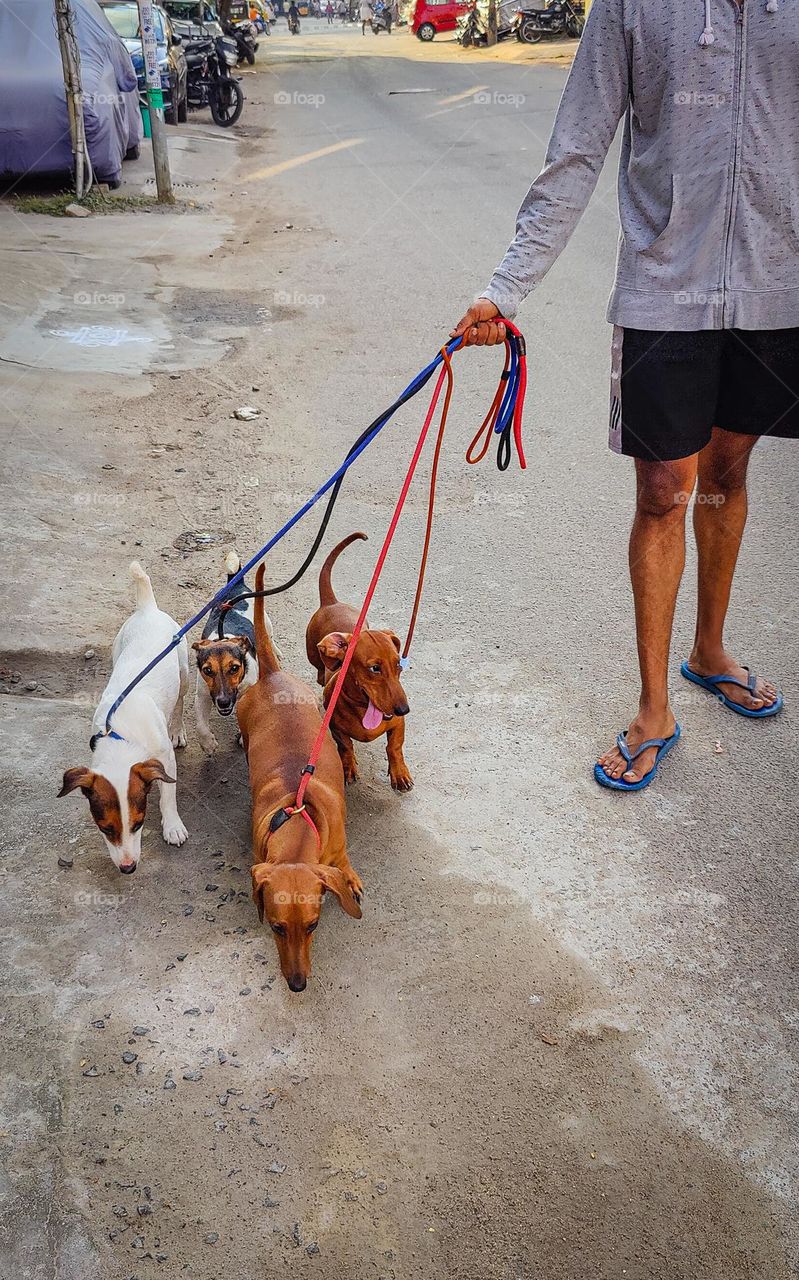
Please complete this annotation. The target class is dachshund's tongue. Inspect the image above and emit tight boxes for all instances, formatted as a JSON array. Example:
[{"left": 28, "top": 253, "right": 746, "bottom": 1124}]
[{"left": 362, "top": 699, "right": 383, "bottom": 731}]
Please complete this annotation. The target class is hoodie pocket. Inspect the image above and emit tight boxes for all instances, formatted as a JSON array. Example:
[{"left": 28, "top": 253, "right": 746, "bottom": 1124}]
[
  {"left": 638, "top": 174, "right": 679, "bottom": 261},
  {"left": 729, "top": 169, "right": 799, "bottom": 292},
  {"left": 630, "top": 170, "right": 727, "bottom": 290}
]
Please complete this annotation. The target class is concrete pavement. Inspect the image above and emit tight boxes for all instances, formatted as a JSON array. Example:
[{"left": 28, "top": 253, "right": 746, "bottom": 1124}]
[{"left": 0, "top": 22, "right": 796, "bottom": 1280}]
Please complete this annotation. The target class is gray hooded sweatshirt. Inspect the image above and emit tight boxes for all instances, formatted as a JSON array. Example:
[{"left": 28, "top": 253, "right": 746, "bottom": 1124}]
[{"left": 483, "top": 0, "right": 799, "bottom": 331}]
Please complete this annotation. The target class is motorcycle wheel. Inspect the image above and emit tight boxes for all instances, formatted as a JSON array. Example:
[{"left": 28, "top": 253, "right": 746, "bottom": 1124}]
[
  {"left": 566, "top": 14, "right": 583, "bottom": 35},
  {"left": 517, "top": 18, "right": 542, "bottom": 41},
  {"left": 209, "top": 79, "right": 244, "bottom": 126},
  {"left": 245, "top": 46, "right": 256, "bottom": 62}
]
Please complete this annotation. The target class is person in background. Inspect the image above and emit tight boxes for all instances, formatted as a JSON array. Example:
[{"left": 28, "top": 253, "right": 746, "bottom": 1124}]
[
  {"left": 326, "top": 0, "right": 334, "bottom": 20},
  {"left": 360, "top": 0, "right": 373, "bottom": 32}
]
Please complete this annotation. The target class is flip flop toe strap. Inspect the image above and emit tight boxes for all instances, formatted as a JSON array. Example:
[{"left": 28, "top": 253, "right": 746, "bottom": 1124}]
[
  {"left": 617, "top": 731, "right": 668, "bottom": 766},
  {"left": 701, "top": 666, "right": 757, "bottom": 693}
]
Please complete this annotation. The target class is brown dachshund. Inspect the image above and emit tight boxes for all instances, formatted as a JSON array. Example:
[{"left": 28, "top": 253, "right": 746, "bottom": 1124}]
[
  {"left": 236, "top": 563, "right": 363, "bottom": 992},
  {"left": 305, "top": 533, "right": 413, "bottom": 792}
]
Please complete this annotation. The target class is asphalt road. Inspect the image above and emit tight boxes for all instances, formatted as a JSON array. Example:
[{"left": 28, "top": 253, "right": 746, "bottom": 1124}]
[{"left": 1, "top": 21, "right": 797, "bottom": 1280}]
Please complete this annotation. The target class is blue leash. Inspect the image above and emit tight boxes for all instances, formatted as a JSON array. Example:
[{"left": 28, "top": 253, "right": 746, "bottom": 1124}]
[{"left": 95, "top": 336, "right": 491, "bottom": 745}]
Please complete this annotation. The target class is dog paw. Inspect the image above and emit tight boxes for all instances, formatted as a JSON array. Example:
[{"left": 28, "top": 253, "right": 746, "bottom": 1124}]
[
  {"left": 198, "top": 733, "right": 218, "bottom": 755},
  {"left": 343, "top": 764, "right": 360, "bottom": 785},
  {"left": 171, "top": 728, "right": 187, "bottom": 749},
  {"left": 348, "top": 872, "right": 364, "bottom": 904},
  {"left": 389, "top": 766, "right": 414, "bottom": 792},
  {"left": 162, "top": 817, "right": 188, "bottom": 846}
]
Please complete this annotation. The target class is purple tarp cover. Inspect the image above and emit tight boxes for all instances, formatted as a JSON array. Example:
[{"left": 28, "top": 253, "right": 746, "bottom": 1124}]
[{"left": 0, "top": 0, "right": 143, "bottom": 183}]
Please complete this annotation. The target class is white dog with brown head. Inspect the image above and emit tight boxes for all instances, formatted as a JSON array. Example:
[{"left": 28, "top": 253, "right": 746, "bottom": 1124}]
[{"left": 58, "top": 562, "right": 189, "bottom": 873}]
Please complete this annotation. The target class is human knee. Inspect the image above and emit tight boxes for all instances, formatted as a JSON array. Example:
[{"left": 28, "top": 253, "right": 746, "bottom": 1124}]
[
  {"left": 699, "top": 457, "right": 749, "bottom": 497},
  {"left": 636, "top": 463, "right": 694, "bottom": 518}
]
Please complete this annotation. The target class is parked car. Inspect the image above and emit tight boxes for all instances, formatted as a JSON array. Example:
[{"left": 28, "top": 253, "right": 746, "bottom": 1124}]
[
  {"left": 411, "top": 0, "right": 470, "bottom": 39},
  {"left": 101, "top": 1, "right": 188, "bottom": 124},
  {"left": 161, "top": 0, "right": 224, "bottom": 35},
  {"left": 0, "top": 0, "right": 142, "bottom": 188}
]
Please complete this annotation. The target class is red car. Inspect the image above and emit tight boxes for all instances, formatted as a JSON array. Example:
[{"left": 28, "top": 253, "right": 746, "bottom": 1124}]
[{"left": 412, "top": 0, "right": 469, "bottom": 40}]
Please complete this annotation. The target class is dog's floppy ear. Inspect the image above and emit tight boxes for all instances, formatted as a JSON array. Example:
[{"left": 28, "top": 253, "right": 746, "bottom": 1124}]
[
  {"left": 131, "top": 758, "right": 174, "bottom": 790},
  {"left": 317, "top": 632, "right": 352, "bottom": 671},
  {"left": 191, "top": 640, "right": 203, "bottom": 653},
  {"left": 58, "top": 766, "right": 95, "bottom": 797},
  {"left": 251, "top": 862, "right": 276, "bottom": 922},
  {"left": 312, "top": 865, "right": 362, "bottom": 919},
  {"left": 221, "top": 634, "right": 252, "bottom": 658},
  {"left": 387, "top": 632, "right": 402, "bottom": 654}
]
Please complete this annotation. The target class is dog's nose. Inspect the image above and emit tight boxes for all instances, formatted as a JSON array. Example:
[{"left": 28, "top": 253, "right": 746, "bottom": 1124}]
[
  {"left": 393, "top": 701, "right": 410, "bottom": 717},
  {"left": 119, "top": 861, "right": 137, "bottom": 875},
  {"left": 286, "top": 973, "right": 307, "bottom": 992},
  {"left": 217, "top": 697, "right": 233, "bottom": 711}
]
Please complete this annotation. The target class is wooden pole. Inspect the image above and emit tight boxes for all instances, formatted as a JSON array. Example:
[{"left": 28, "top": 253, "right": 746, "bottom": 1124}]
[
  {"left": 136, "top": 0, "right": 174, "bottom": 203},
  {"left": 54, "top": 0, "right": 87, "bottom": 198},
  {"left": 486, "top": 0, "right": 497, "bottom": 45}
]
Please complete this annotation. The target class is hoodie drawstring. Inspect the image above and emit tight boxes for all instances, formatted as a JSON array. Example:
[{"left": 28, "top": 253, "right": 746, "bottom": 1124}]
[
  {"left": 699, "top": 0, "right": 778, "bottom": 48},
  {"left": 699, "top": 0, "right": 715, "bottom": 45}
]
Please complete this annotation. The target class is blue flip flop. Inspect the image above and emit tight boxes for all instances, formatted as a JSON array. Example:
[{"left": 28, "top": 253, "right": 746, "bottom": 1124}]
[
  {"left": 594, "top": 724, "right": 682, "bottom": 792},
  {"left": 680, "top": 660, "right": 783, "bottom": 718}
]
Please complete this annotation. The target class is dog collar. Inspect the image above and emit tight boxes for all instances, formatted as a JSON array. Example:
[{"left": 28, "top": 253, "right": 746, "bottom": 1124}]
[
  {"left": 267, "top": 803, "right": 321, "bottom": 850},
  {"left": 89, "top": 728, "right": 125, "bottom": 752}
]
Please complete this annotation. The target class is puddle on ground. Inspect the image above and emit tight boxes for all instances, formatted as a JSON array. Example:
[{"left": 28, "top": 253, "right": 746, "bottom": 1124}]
[{"left": 0, "top": 267, "right": 237, "bottom": 376}]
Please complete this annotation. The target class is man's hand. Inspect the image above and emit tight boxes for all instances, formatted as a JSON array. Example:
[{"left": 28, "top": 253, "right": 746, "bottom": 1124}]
[{"left": 450, "top": 298, "right": 506, "bottom": 347}]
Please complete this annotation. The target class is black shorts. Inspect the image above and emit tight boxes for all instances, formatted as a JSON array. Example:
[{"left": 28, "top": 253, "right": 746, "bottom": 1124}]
[{"left": 608, "top": 327, "right": 799, "bottom": 461}]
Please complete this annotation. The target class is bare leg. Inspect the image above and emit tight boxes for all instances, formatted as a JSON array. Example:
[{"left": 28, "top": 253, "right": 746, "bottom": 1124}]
[
  {"left": 158, "top": 744, "right": 188, "bottom": 845},
  {"left": 170, "top": 646, "right": 189, "bottom": 747},
  {"left": 597, "top": 454, "right": 697, "bottom": 784},
  {"left": 333, "top": 729, "right": 359, "bottom": 784},
  {"left": 687, "top": 427, "right": 778, "bottom": 710},
  {"left": 195, "top": 673, "right": 218, "bottom": 754},
  {"left": 386, "top": 719, "right": 413, "bottom": 791}
]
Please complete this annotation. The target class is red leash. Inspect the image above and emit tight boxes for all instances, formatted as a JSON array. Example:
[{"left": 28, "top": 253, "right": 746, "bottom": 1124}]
[
  {"left": 267, "top": 329, "right": 527, "bottom": 841},
  {"left": 293, "top": 348, "right": 454, "bottom": 813}
]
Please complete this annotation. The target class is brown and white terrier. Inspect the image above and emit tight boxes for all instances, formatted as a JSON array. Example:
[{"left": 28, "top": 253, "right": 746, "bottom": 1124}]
[
  {"left": 305, "top": 533, "right": 413, "bottom": 792},
  {"left": 58, "top": 562, "right": 189, "bottom": 874},
  {"left": 193, "top": 549, "right": 281, "bottom": 754}
]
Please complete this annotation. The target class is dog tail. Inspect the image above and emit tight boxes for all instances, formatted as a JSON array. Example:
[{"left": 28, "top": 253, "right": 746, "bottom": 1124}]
[
  {"left": 253, "top": 563, "right": 280, "bottom": 677},
  {"left": 318, "top": 532, "right": 368, "bottom": 607},
  {"left": 224, "top": 548, "right": 242, "bottom": 581},
  {"left": 130, "top": 561, "right": 157, "bottom": 611}
]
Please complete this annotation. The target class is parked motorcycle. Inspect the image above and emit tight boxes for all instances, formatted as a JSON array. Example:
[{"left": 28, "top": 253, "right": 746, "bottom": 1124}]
[
  {"left": 513, "top": 0, "right": 584, "bottom": 43},
  {"left": 370, "top": 6, "right": 391, "bottom": 32},
  {"left": 224, "top": 18, "right": 259, "bottom": 63},
  {"left": 456, "top": 0, "right": 515, "bottom": 45},
  {"left": 183, "top": 33, "right": 244, "bottom": 126}
]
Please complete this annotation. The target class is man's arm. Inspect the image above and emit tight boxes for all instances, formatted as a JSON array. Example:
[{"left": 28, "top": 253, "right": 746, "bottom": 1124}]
[{"left": 452, "top": 0, "right": 630, "bottom": 344}]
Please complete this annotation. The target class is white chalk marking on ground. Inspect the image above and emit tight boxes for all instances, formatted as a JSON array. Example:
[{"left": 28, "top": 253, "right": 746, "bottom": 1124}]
[
  {"left": 437, "top": 84, "right": 489, "bottom": 105},
  {"left": 425, "top": 99, "right": 479, "bottom": 119},
  {"left": 48, "top": 326, "right": 151, "bottom": 347}
]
